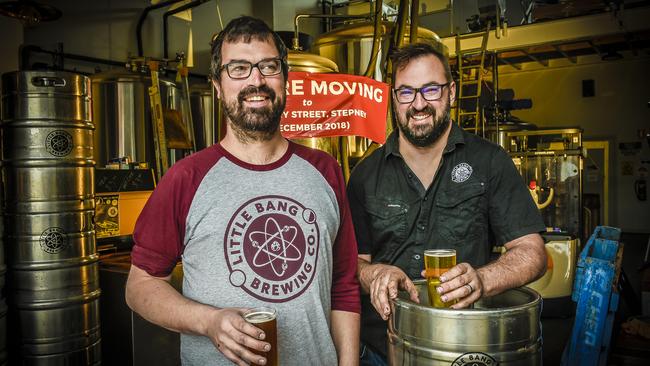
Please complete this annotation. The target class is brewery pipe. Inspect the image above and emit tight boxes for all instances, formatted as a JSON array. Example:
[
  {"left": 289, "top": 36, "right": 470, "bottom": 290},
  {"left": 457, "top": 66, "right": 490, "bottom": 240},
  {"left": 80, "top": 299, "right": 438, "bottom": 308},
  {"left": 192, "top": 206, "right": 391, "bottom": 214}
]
[
  {"left": 409, "top": 0, "right": 419, "bottom": 44},
  {"left": 362, "top": 0, "right": 384, "bottom": 78},
  {"left": 163, "top": 0, "right": 210, "bottom": 59},
  {"left": 358, "top": 0, "right": 414, "bottom": 165},
  {"left": 20, "top": 44, "right": 209, "bottom": 80},
  {"left": 137, "top": 0, "right": 185, "bottom": 57},
  {"left": 391, "top": 0, "right": 410, "bottom": 55},
  {"left": 340, "top": 0, "right": 385, "bottom": 181},
  {"left": 292, "top": 14, "right": 372, "bottom": 50},
  {"left": 21, "top": 44, "right": 125, "bottom": 70}
]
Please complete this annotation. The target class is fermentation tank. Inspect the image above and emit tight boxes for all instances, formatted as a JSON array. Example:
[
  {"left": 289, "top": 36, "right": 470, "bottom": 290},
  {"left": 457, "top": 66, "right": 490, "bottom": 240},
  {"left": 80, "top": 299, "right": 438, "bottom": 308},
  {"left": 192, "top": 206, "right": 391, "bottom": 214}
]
[
  {"left": 189, "top": 83, "right": 217, "bottom": 150},
  {"left": 311, "top": 22, "right": 445, "bottom": 161},
  {"left": 91, "top": 69, "right": 182, "bottom": 168},
  {"left": 286, "top": 50, "right": 341, "bottom": 160},
  {"left": 311, "top": 21, "right": 445, "bottom": 76}
]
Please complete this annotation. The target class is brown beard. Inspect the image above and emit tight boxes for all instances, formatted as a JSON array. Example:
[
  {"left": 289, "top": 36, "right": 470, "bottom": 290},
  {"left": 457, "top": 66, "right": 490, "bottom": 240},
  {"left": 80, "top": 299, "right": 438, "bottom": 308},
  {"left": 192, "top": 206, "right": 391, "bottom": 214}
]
[
  {"left": 395, "top": 97, "right": 452, "bottom": 147},
  {"left": 222, "top": 85, "right": 286, "bottom": 142}
]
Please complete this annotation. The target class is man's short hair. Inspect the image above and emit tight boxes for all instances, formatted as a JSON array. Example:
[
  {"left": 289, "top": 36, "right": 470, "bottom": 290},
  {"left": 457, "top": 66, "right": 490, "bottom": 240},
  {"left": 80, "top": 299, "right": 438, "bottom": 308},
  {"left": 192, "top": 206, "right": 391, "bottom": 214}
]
[
  {"left": 390, "top": 43, "right": 452, "bottom": 84},
  {"left": 210, "top": 16, "right": 288, "bottom": 81}
]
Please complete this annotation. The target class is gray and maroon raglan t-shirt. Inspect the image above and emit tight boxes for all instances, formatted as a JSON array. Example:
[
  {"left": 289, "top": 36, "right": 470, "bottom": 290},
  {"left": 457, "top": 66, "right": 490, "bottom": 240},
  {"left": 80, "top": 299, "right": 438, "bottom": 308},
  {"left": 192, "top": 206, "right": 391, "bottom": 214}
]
[{"left": 131, "top": 141, "right": 360, "bottom": 365}]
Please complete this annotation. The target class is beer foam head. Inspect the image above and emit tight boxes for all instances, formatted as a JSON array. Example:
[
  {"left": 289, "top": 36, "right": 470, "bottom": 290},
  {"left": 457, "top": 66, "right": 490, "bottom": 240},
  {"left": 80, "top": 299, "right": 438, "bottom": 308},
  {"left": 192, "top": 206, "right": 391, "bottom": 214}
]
[
  {"left": 244, "top": 311, "right": 276, "bottom": 323},
  {"left": 424, "top": 249, "right": 456, "bottom": 257}
]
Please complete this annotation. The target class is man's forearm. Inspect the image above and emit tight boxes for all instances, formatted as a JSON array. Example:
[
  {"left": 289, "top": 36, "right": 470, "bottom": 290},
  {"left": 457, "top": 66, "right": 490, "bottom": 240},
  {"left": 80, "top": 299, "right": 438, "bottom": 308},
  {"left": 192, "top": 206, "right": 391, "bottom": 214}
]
[
  {"left": 477, "top": 233, "right": 546, "bottom": 297},
  {"left": 357, "top": 255, "right": 373, "bottom": 294},
  {"left": 125, "top": 265, "right": 215, "bottom": 336},
  {"left": 331, "top": 310, "right": 360, "bottom": 366}
]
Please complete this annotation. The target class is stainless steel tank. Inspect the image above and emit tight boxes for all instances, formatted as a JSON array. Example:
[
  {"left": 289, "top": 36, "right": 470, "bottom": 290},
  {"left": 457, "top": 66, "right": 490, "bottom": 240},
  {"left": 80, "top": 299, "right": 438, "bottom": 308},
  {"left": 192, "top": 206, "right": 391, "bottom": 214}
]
[
  {"left": 91, "top": 69, "right": 182, "bottom": 168},
  {"left": 485, "top": 121, "right": 537, "bottom": 150},
  {"left": 1, "top": 71, "right": 101, "bottom": 365},
  {"left": 311, "top": 21, "right": 445, "bottom": 77},
  {"left": 311, "top": 22, "right": 445, "bottom": 162},
  {"left": 388, "top": 280, "right": 542, "bottom": 365},
  {"left": 189, "top": 83, "right": 217, "bottom": 150},
  {"left": 0, "top": 180, "right": 6, "bottom": 366},
  {"left": 286, "top": 50, "right": 342, "bottom": 160}
]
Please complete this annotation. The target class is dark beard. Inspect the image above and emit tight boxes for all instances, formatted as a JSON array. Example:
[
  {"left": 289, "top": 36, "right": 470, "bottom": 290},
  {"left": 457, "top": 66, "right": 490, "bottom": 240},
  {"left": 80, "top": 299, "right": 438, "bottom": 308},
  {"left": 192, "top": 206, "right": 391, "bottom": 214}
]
[
  {"left": 396, "top": 100, "right": 452, "bottom": 148},
  {"left": 222, "top": 85, "right": 286, "bottom": 142}
]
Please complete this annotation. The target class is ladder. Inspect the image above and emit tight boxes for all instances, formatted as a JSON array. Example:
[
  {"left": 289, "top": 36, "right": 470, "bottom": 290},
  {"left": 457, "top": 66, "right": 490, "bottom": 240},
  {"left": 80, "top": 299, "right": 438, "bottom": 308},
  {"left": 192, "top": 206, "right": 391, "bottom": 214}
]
[
  {"left": 454, "top": 22, "right": 491, "bottom": 135},
  {"left": 145, "top": 56, "right": 196, "bottom": 181},
  {"left": 147, "top": 60, "right": 169, "bottom": 181}
]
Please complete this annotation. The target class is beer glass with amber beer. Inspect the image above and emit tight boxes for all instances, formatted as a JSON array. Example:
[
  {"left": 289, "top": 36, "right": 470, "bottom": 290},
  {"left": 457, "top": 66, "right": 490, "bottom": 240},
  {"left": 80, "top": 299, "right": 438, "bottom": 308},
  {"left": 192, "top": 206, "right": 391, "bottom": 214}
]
[
  {"left": 243, "top": 307, "right": 278, "bottom": 366},
  {"left": 424, "top": 249, "right": 457, "bottom": 308}
]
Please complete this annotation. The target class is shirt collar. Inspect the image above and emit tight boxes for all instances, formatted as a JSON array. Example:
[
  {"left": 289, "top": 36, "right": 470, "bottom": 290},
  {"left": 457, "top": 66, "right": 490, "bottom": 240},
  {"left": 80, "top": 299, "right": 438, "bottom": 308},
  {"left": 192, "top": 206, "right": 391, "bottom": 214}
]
[{"left": 383, "top": 121, "right": 466, "bottom": 159}]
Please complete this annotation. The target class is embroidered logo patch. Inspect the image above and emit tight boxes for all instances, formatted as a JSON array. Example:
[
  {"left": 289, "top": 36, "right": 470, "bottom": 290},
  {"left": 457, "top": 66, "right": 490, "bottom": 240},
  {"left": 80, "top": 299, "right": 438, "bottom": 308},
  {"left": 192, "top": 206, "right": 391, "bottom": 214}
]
[
  {"left": 451, "top": 162, "right": 473, "bottom": 183},
  {"left": 224, "top": 195, "right": 319, "bottom": 302}
]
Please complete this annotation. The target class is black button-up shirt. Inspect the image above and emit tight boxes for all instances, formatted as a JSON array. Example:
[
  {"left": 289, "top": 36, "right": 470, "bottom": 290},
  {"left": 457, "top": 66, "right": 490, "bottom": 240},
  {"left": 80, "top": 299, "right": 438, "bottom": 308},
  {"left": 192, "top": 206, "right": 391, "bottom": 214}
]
[{"left": 347, "top": 123, "right": 545, "bottom": 355}]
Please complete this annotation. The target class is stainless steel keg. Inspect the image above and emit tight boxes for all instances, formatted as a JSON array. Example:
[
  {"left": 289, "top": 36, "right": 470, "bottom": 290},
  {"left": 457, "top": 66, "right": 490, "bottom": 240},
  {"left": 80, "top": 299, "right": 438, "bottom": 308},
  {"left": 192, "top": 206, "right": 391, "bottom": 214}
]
[
  {"left": 1, "top": 70, "right": 100, "bottom": 365},
  {"left": 0, "top": 299, "right": 6, "bottom": 366},
  {"left": 388, "top": 280, "right": 542, "bottom": 365},
  {"left": 0, "top": 182, "right": 6, "bottom": 366}
]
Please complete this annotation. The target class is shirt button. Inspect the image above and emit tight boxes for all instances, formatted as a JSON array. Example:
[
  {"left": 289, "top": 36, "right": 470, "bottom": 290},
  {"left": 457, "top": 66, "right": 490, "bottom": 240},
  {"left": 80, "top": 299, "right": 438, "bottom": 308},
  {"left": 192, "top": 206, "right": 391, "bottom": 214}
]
[
  {"left": 413, "top": 254, "right": 421, "bottom": 260},
  {"left": 418, "top": 225, "right": 425, "bottom": 231}
]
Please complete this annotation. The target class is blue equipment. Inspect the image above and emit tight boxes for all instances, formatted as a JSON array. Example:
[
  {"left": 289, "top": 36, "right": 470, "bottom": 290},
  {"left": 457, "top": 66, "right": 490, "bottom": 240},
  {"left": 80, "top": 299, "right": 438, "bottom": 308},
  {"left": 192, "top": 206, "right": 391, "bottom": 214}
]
[{"left": 561, "top": 226, "right": 623, "bottom": 366}]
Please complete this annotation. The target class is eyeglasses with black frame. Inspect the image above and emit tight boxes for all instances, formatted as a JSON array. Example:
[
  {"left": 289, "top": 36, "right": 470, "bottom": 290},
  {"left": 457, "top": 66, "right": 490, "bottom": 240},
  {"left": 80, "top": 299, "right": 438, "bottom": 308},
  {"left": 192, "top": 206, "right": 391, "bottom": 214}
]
[
  {"left": 220, "top": 58, "right": 283, "bottom": 80},
  {"left": 393, "top": 83, "right": 450, "bottom": 104}
]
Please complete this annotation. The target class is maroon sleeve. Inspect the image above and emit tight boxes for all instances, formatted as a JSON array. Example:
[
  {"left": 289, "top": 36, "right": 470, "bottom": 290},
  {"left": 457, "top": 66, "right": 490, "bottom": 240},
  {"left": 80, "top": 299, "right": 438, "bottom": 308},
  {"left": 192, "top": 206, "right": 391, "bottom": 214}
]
[
  {"left": 131, "top": 147, "right": 221, "bottom": 277},
  {"left": 330, "top": 182, "right": 362, "bottom": 314},
  {"left": 294, "top": 143, "right": 361, "bottom": 314}
]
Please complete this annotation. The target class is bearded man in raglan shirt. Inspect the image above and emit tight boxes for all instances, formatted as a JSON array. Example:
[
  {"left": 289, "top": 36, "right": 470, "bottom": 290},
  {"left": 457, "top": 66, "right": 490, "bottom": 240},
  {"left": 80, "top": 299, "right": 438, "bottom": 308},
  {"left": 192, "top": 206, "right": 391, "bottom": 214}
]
[{"left": 125, "top": 16, "right": 360, "bottom": 366}]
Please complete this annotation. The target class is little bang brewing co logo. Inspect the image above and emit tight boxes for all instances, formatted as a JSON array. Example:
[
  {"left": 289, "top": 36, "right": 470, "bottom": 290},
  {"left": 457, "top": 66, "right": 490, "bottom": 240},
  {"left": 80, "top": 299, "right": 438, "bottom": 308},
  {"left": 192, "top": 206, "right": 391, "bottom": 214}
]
[
  {"left": 451, "top": 162, "right": 473, "bottom": 183},
  {"left": 224, "top": 195, "right": 320, "bottom": 302},
  {"left": 451, "top": 352, "right": 498, "bottom": 366}
]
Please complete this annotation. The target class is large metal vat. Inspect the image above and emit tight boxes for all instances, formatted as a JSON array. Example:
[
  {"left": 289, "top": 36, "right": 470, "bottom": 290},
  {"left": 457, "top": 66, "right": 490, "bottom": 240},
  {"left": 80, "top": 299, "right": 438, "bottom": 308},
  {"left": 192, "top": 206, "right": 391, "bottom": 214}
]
[
  {"left": 189, "top": 83, "right": 217, "bottom": 150},
  {"left": 388, "top": 280, "right": 542, "bottom": 365},
  {"left": 286, "top": 50, "right": 341, "bottom": 160},
  {"left": 0, "top": 181, "right": 6, "bottom": 366},
  {"left": 91, "top": 69, "right": 182, "bottom": 168},
  {"left": 1, "top": 71, "right": 101, "bottom": 365},
  {"left": 311, "top": 22, "right": 445, "bottom": 163},
  {"left": 311, "top": 21, "right": 445, "bottom": 77}
]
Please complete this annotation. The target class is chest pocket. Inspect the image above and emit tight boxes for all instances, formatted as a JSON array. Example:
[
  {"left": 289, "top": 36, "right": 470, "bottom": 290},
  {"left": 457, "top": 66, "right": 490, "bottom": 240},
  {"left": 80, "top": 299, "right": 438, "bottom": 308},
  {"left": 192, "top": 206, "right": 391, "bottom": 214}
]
[
  {"left": 363, "top": 197, "right": 408, "bottom": 258},
  {"left": 435, "top": 182, "right": 487, "bottom": 244}
]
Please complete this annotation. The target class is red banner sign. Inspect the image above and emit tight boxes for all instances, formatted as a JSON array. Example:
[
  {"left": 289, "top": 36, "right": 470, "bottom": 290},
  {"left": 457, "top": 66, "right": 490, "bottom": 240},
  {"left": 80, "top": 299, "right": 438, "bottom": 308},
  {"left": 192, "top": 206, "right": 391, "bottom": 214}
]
[{"left": 280, "top": 71, "right": 389, "bottom": 144}]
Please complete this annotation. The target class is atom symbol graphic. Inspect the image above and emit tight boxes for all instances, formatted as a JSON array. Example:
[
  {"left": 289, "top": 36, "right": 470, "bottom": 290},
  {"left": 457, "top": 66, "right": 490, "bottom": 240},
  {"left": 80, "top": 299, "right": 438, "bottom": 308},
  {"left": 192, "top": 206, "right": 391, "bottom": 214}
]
[
  {"left": 248, "top": 217, "right": 302, "bottom": 277},
  {"left": 50, "top": 135, "right": 69, "bottom": 152},
  {"left": 40, "top": 227, "right": 68, "bottom": 253},
  {"left": 45, "top": 130, "right": 72, "bottom": 157}
]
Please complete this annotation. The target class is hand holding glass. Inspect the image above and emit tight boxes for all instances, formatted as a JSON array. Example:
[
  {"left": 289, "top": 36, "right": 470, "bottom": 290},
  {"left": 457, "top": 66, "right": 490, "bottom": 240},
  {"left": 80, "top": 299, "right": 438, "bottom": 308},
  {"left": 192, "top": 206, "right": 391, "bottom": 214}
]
[
  {"left": 243, "top": 307, "right": 278, "bottom": 366},
  {"left": 424, "top": 249, "right": 457, "bottom": 308}
]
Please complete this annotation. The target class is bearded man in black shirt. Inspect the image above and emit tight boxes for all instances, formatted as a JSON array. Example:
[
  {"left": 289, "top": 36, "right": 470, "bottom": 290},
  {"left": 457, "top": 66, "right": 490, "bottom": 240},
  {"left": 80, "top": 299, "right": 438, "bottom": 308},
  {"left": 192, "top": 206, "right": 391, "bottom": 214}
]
[{"left": 348, "top": 43, "right": 547, "bottom": 365}]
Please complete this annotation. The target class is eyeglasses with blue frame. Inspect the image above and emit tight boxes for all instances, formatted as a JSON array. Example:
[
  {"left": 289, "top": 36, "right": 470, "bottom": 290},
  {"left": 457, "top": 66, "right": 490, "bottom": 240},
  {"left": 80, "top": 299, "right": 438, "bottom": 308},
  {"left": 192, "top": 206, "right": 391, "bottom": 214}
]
[{"left": 393, "top": 83, "right": 450, "bottom": 104}]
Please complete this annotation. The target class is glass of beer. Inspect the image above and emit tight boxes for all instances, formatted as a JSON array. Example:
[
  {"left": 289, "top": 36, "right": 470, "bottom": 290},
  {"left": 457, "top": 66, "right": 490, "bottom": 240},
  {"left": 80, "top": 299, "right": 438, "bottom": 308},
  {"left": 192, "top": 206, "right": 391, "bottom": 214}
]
[
  {"left": 424, "top": 249, "right": 457, "bottom": 308},
  {"left": 243, "top": 307, "right": 278, "bottom": 366}
]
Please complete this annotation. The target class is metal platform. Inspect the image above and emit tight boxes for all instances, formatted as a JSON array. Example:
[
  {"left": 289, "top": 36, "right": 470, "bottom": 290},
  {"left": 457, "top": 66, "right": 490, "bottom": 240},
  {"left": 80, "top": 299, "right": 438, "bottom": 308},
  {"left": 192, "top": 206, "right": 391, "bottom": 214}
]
[{"left": 441, "top": 6, "right": 650, "bottom": 69}]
